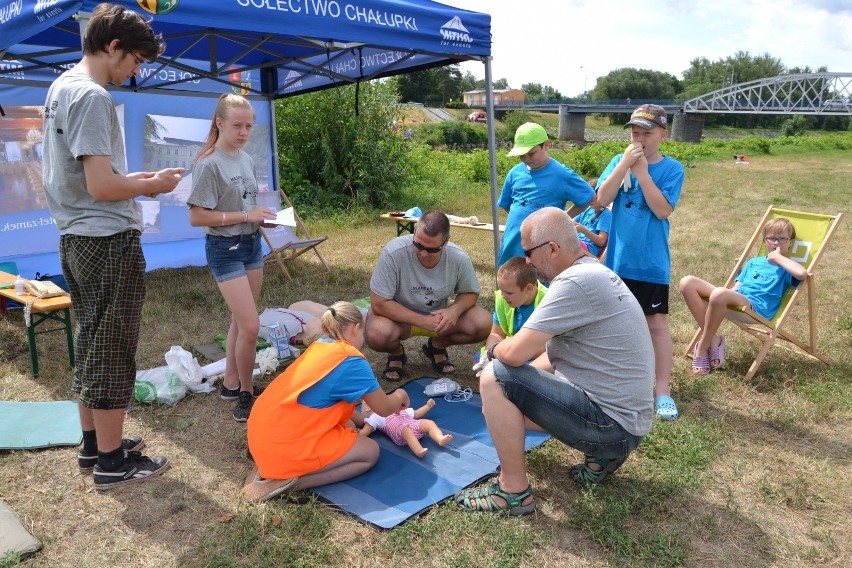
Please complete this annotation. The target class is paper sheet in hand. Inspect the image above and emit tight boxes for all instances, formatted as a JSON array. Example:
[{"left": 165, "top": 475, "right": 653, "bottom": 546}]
[{"left": 266, "top": 207, "right": 296, "bottom": 227}]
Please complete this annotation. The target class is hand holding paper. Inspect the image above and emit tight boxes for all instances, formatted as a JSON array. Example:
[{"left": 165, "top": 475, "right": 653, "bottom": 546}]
[{"left": 265, "top": 207, "right": 296, "bottom": 227}]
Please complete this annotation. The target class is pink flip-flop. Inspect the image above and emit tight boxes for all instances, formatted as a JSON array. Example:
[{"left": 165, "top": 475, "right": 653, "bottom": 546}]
[
  {"left": 709, "top": 337, "right": 726, "bottom": 370},
  {"left": 692, "top": 344, "right": 711, "bottom": 375}
]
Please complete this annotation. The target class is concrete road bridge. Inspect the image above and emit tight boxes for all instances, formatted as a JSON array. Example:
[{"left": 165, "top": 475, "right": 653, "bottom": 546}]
[{"left": 485, "top": 73, "right": 852, "bottom": 143}]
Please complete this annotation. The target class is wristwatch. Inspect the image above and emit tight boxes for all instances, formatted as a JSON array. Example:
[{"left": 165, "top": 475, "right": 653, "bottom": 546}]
[{"left": 486, "top": 340, "right": 501, "bottom": 361}]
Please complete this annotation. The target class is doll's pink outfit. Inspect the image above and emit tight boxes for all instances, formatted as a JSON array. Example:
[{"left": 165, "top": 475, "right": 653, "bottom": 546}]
[{"left": 365, "top": 408, "right": 423, "bottom": 445}]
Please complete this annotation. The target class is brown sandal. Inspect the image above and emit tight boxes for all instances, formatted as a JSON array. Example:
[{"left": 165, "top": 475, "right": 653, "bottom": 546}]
[
  {"left": 422, "top": 338, "right": 455, "bottom": 375},
  {"left": 381, "top": 346, "right": 407, "bottom": 382}
]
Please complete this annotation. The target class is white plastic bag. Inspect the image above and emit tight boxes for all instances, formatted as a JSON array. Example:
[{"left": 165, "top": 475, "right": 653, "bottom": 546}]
[
  {"left": 165, "top": 346, "right": 215, "bottom": 394},
  {"left": 135, "top": 366, "right": 188, "bottom": 406},
  {"left": 256, "top": 347, "right": 280, "bottom": 375}
]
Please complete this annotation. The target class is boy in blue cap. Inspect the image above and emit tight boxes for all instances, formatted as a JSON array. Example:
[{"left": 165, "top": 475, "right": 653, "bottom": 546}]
[
  {"left": 595, "top": 104, "right": 685, "bottom": 420},
  {"left": 497, "top": 122, "right": 594, "bottom": 266}
]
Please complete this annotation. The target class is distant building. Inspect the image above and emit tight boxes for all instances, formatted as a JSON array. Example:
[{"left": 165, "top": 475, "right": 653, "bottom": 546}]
[
  {"left": 463, "top": 88, "right": 526, "bottom": 107},
  {"left": 148, "top": 137, "right": 200, "bottom": 171}
]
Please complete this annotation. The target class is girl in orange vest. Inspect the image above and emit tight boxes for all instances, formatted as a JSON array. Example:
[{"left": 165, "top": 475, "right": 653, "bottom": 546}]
[{"left": 243, "top": 301, "right": 407, "bottom": 502}]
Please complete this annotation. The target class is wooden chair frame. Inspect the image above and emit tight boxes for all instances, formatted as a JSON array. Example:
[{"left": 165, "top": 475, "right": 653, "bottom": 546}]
[
  {"left": 684, "top": 206, "right": 842, "bottom": 380},
  {"left": 259, "top": 189, "right": 330, "bottom": 279}
]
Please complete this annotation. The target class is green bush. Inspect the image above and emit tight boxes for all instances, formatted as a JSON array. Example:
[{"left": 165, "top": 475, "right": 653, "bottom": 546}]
[
  {"left": 415, "top": 120, "right": 488, "bottom": 148},
  {"left": 781, "top": 115, "right": 808, "bottom": 136},
  {"left": 445, "top": 99, "right": 468, "bottom": 109},
  {"left": 501, "top": 109, "right": 535, "bottom": 142},
  {"left": 274, "top": 81, "right": 409, "bottom": 213}
]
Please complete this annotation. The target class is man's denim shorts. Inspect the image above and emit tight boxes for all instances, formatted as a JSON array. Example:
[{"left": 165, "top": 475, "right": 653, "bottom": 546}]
[{"left": 205, "top": 232, "right": 263, "bottom": 283}]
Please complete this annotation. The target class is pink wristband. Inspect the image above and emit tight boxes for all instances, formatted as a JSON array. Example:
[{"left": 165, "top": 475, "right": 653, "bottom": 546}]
[{"left": 221, "top": 211, "right": 226, "bottom": 226}]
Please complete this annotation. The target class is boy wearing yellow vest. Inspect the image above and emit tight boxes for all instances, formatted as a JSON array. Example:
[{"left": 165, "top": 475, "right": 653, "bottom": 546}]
[{"left": 474, "top": 257, "right": 547, "bottom": 376}]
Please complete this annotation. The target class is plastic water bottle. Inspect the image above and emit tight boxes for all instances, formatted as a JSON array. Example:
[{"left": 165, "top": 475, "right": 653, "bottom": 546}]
[{"left": 14, "top": 275, "right": 25, "bottom": 295}]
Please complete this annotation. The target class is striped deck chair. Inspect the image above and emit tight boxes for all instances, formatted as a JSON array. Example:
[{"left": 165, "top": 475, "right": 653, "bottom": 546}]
[{"left": 258, "top": 189, "right": 329, "bottom": 279}]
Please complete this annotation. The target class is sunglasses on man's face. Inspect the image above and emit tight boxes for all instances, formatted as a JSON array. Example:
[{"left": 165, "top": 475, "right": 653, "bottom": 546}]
[
  {"left": 523, "top": 241, "right": 550, "bottom": 258},
  {"left": 412, "top": 238, "right": 447, "bottom": 254}
]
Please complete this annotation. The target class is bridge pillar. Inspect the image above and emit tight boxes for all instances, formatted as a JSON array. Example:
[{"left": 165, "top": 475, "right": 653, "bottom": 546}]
[
  {"left": 558, "top": 105, "right": 586, "bottom": 143},
  {"left": 671, "top": 111, "right": 704, "bottom": 143}
]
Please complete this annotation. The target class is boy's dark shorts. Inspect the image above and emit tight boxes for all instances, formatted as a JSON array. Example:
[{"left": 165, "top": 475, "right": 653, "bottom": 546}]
[{"left": 622, "top": 278, "right": 669, "bottom": 315}]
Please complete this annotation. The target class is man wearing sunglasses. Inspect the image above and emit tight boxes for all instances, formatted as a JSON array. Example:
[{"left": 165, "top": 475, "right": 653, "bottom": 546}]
[
  {"left": 455, "top": 207, "right": 653, "bottom": 515},
  {"left": 367, "top": 211, "right": 491, "bottom": 382}
]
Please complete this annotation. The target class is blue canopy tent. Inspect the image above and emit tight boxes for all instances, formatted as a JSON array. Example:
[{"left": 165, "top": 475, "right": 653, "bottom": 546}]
[{"left": 0, "top": 0, "right": 500, "bottom": 275}]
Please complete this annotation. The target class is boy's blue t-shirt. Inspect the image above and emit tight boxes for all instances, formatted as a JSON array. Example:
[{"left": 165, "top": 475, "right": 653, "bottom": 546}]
[
  {"left": 573, "top": 206, "right": 613, "bottom": 257},
  {"left": 298, "top": 339, "right": 380, "bottom": 409},
  {"left": 497, "top": 158, "right": 594, "bottom": 266},
  {"left": 599, "top": 154, "right": 684, "bottom": 284},
  {"left": 735, "top": 256, "right": 799, "bottom": 320},
  {"left": 492, "top": 301, "right": 537, "bottom": 336}
]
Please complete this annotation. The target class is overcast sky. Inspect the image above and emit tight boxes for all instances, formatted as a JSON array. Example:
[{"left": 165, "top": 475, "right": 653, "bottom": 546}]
[{"left": 445, "top": 0, "right": 852, "bottom": 96}]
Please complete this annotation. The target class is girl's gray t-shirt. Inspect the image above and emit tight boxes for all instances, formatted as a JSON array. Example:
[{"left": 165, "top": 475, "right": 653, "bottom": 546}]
[{"left": 186, "top": 147, "right": 259, "bottom": 236}]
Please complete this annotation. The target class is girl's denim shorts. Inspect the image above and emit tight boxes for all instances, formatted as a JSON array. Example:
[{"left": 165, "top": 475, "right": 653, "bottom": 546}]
[{"left": 205, "top": 232, "right": 263, "bottom": 283}]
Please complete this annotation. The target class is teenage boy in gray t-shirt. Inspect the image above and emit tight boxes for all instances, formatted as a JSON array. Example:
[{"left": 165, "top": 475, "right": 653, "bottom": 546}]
[
  {"left": 455, "top": 207, "right": 654, "bottom": 516},
  {"left": 42, "top": 4, "right": 183, "bottom": 490}
]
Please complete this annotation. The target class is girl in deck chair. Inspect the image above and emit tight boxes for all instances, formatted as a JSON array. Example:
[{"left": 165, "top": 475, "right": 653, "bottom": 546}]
[
  {"left": 187, "top": 93, "right": 277, "bottom": 422},
  {"left": 679, "top": 218, "right": 807, "bottom": 375}
]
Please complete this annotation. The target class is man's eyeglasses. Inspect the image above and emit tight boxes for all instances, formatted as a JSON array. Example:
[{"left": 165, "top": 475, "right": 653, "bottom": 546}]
[
  {"left": 412, "top": 239, "right": 447, "bottom": 254},
  {"left": 764, "top": 236, "right": 790, "bottom": 244},
  {"left": 523, "top": 241, "right": 550, "bottom": 257}
]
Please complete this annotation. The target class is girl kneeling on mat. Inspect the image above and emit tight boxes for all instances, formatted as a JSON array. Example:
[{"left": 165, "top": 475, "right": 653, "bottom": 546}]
[{"left": 243, "top": 301, "right": 406, "bottom": 502}]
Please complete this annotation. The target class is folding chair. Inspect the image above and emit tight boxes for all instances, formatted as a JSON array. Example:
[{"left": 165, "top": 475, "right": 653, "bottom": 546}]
[
  {"left": 259, "top": 189, "right": 329, "bottom": 279},
  {"left": 684, "top": 206, "right": 843, "bottom": 380}
]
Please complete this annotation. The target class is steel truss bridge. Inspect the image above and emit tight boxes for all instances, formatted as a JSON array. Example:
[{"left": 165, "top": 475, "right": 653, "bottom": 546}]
[
  {"left": 683, "top": 72, "right": 852, "bottom": 115},
  {"left": 493, "top": 73, "right": 852, "bottom": 117}
]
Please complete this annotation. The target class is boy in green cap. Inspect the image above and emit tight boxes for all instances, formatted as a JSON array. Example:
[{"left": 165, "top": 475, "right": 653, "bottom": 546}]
[{"left": 497, "top": 122, "right": 594, "bottom": 266}]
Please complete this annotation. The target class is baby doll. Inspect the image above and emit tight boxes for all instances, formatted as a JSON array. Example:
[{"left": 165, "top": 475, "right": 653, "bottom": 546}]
[{"left": 359, "top": 390, "right": 453, "bottom": 458}]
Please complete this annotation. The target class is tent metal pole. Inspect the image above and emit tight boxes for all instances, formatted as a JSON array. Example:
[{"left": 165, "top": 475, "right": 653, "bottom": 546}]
[
  {"left": 268, "top": 97, "right": 281, "bottom": 193},
  {"left": 483, "top": 57, "right": 500, "bottom": 272}
]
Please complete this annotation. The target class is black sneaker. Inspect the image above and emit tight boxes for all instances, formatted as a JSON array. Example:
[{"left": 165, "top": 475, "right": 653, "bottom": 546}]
[
  {"left": 220, "top": 384, "right": 265, "bottom": 401},
  {"left": 78, "top": 436, "right": 146, "bottom": 473},
  {"left": 233, "top": 391, "right": 255, "bottom": 422},
  {"left": 93, "top": 451, "right": 170, "bottom": 490}
]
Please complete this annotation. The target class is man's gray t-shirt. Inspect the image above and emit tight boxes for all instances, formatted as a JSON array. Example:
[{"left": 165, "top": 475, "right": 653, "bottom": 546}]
[
  {"left": 370, "top": 235, "right": 481, "bottom": 313},
  {"left": 186, "top": 147, "right": 259, "bottom": 237},
  {"left": 525, "top": 257, "right": 654, "bottom": 436},
  {"left": 42, "top": 69, "right": 141, "bottom": 235}
]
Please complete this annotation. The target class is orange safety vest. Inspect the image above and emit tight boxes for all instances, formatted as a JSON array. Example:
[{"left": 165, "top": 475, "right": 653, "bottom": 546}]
[{"left": 247, "top": 339, "right": 367, "bottom": 479}]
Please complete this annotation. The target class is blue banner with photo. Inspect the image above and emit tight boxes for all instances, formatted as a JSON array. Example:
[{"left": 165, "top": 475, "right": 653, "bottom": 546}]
[{"left": 0, "top": 84, "right": 274, "bottom": 276}]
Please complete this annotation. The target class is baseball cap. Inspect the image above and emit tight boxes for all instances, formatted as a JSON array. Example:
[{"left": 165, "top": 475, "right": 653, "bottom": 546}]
[
  {"left": 624, "top": 104, "right": 668, "bottom": 130},
  {"left": 508, "top": 122, "right": 548, "bottom": 157}
]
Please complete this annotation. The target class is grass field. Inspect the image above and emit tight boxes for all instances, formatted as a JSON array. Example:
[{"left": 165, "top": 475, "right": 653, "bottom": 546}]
[{"left": 0, "top": 143, "right": 850, "bottom": 567}]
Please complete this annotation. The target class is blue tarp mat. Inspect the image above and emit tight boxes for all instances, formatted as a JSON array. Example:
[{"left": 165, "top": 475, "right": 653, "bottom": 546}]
[
  {"left": 0, "top": 401, "right": 82, "bottom": 449},
  {"left": 311, "top": 378, "right": 550, "bottom": 529}
]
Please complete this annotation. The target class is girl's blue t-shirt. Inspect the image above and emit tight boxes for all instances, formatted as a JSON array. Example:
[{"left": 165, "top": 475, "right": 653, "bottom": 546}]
[
  {"left": 573, "top": 207, "right": 613, "bottom": 257},
  {"left": 297, "top": 338, "right": 380, "bottom": 409},
  {"left": 735, "top": 256, "right": 799, "bottom": 319}
]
